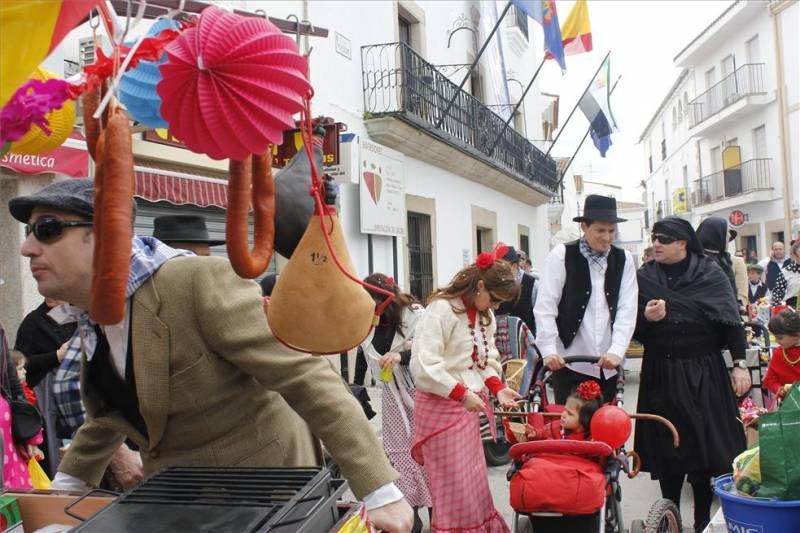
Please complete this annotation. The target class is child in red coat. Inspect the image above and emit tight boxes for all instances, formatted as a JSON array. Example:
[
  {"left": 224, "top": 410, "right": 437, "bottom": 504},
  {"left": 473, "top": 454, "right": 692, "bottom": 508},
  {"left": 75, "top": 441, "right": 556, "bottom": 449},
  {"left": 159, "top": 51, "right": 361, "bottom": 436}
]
[
  {"left": 525, "top": 381, "right": 605, "bottom": 441},
  {"left": 763, "top": 308, "right": 800, "bottom": 399}
]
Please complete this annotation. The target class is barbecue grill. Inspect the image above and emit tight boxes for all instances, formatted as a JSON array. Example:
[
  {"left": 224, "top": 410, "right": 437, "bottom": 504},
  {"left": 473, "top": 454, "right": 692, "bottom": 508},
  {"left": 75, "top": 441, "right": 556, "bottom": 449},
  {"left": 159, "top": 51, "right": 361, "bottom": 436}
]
[{"left": 69, "top": 466, "right": 347, "bottom": 532}]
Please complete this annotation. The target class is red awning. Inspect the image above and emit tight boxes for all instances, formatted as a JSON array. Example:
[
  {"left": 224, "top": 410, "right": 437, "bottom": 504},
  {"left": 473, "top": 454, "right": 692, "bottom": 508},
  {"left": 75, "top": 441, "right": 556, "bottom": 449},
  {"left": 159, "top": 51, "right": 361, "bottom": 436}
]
[{"left": 134, "top": 166, "right": 228, "bottom": 208}]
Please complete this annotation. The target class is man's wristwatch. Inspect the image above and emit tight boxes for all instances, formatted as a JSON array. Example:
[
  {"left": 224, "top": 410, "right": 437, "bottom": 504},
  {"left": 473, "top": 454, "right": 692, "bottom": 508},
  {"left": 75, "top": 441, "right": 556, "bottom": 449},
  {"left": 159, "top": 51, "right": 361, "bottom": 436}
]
[{"left": 734, "top": 359, "right": 748, "bottom": 370}]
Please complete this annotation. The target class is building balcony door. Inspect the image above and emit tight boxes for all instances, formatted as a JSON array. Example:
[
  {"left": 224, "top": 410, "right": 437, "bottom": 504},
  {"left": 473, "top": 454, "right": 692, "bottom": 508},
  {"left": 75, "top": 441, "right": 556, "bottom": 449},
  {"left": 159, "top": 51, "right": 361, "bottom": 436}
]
[{"left": 408, "top": 211, "right": 434, "bottom": 302}]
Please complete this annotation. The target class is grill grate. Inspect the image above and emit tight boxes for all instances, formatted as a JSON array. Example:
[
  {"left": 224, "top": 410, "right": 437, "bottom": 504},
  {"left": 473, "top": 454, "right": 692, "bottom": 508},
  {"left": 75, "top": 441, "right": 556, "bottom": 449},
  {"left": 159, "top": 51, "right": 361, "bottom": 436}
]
[{"left": 120, "top": 467, "right": 323, "bottom": 508}]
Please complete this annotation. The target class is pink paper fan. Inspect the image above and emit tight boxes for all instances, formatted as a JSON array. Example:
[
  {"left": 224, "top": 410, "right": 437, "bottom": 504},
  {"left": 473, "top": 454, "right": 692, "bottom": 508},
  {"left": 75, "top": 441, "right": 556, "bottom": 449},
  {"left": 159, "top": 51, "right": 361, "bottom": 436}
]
[{"left": 157, "top": 6, "right": 310, "bottom": 160}]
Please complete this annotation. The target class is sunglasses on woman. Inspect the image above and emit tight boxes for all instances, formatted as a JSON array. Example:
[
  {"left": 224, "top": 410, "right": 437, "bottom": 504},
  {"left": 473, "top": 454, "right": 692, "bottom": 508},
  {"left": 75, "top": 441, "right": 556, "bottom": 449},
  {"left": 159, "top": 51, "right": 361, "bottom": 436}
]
[
  {"left": 25, "top": 216, "right": 93, "bottom": 243},
  {"left": 651, "top": 233, "right": 679, "bottom": 245}
]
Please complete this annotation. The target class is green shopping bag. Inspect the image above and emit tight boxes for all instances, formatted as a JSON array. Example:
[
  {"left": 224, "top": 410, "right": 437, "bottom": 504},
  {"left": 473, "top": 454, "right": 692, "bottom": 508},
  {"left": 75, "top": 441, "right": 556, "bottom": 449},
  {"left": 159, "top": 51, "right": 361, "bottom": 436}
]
[{"left": 758, "top": 384, "right": 800, "bottom": 500}]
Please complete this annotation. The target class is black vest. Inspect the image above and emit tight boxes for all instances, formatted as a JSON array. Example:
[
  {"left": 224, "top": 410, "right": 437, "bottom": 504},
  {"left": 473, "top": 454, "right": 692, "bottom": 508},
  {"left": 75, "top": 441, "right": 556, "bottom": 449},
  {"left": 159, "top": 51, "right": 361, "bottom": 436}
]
[
  {"left": 87, "top": 324, "right": 148, "bottom": 438},
  {"left": 556, "top": 241, "right": 626, "bottom": 349},
  {"left": 766, "top": 260, "right": 782, "bottom": 290},
  {"left": 748, "top": 282, "right": 767, "bottom": 304},
  {"left": 497, "top": 273, "right": 536, "bottom": 334}
]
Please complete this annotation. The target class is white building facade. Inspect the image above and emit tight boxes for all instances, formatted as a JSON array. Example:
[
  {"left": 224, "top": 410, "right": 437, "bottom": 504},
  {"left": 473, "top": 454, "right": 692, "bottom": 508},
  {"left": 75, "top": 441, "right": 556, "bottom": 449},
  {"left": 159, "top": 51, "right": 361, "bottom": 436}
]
[
  {"left": 0, "top": 0, "right": 560, "bottom": 340},
  {"left": 639, "top": 0, "right": 799, "bottom": 260}
]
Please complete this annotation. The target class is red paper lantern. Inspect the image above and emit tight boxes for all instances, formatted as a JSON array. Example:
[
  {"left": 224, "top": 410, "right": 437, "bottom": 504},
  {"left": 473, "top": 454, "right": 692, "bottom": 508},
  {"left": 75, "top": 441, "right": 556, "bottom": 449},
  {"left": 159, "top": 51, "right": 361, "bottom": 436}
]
[
  {"left": 590, "top": 405, "right": 631, "bottom": 449},
  {"left": 157, "top": 6, "right": 310, "bottom": 160}
]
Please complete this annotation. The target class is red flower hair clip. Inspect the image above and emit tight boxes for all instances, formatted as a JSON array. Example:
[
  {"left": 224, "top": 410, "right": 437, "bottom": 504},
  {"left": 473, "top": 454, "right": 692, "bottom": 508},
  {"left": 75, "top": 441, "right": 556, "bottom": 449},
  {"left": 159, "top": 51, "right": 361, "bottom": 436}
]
[
  {"left": 474, "top": 242, "right": 511, "bottom": 270},
  {"left": 772, "top": 304, "right": 794, "bottom": 317},
  {"left": 577, "top": 381, "right": 602, "bottom": 401}
]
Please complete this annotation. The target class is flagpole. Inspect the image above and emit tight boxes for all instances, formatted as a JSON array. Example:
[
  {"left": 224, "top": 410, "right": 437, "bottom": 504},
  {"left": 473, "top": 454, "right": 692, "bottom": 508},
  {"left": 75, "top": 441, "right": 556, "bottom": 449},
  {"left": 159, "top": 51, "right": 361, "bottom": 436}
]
[
  {"left": 556, "top": 76, "right": 621, "bottom": 189},
  {"left": 486, "top": 56, "right": 547, "bottom": 156},
  {"left": 434, "top": 0, "right": 513, "bottom": 129},
  {"left": 545, "top": 50, "right": 611, "bottom": 157}
]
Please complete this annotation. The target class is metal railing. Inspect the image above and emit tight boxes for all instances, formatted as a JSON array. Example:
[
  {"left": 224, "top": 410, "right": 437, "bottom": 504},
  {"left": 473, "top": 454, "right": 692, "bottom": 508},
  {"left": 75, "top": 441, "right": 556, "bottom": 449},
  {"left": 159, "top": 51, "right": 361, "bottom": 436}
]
[
  {"left": 693, "top": 158, "right": 773, "bottom": 206},
  {"left": 361, "top": 42, "right": 558, "bottom": 193},
  {"left": 688, "top": 63, "right": 766, "bottom": 128}
]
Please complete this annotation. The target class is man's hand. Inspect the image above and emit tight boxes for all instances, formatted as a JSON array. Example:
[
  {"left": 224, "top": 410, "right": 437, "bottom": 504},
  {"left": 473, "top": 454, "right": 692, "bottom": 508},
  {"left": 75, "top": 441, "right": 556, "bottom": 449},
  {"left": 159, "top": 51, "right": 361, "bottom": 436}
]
[
  {"left": 462, "top": 390, "right": 486, "bottom": 412},
  {"left": 644, "top": 299, "right": 666, "bottom": 322},
  {"left": 730, "top": 367, "right": 752, "bottom": 397},
  {"left": 109, "top": 443, "right": 144, "bottom": 490},
  {"left": 597, "top": 353, "right": 622, "bottom": 369},
  {"left": 778, "top": 384, "right": 792, "bottom": 398},
  {"left": 368, "top": 498, "right": 413, "bottom": 533},
  {"left": 379, "top": 352, "right": 401, "bottom": 369},
  {"left": 56, "top": 339, "right": 71, "bottom": 362},
  {"left": 544, "top": 355, "right": 566, "bottom": 371},
  {"left": 496, "top": 387, "right": 522, "bottom": 408}
]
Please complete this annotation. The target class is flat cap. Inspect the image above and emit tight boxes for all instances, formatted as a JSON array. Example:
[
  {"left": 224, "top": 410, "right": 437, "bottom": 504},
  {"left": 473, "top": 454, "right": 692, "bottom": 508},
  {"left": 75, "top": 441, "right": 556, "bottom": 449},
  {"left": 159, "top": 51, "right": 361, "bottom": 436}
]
[{"left": 9, "top": 178, "right": 94, "bottom": 222}]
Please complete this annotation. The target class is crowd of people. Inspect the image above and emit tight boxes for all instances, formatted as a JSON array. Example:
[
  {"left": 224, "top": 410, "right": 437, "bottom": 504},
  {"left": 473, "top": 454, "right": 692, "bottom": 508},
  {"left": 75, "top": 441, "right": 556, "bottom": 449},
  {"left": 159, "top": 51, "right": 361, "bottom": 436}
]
[{"left": 3, "top": 181, "right": 799, "bottom": 533}]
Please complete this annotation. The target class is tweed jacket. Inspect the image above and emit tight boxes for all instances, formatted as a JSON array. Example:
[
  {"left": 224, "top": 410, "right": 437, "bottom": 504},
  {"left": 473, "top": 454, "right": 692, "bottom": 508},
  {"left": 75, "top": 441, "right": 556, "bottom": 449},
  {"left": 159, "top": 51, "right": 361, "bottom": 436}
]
[{"left": 58, "top": 257, "right": 398, "bottom": 498}]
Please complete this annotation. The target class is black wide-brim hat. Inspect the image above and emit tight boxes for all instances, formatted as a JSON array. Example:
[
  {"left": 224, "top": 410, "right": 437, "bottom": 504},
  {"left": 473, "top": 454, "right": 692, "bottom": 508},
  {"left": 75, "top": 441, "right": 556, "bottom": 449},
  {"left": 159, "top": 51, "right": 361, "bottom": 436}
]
[
  {"left": 153, "top": 215, "right": 225, "bottom": 245},
  {"left": 573, "top": 194, "right": 627, "bottom": 223}
]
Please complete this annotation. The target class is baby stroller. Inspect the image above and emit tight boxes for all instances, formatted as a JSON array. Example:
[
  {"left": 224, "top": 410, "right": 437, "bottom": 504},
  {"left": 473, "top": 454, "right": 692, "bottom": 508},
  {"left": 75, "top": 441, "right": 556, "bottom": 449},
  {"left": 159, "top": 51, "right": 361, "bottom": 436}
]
[{"left": 501, "top": 355, "right": 682, "bottom": 533}]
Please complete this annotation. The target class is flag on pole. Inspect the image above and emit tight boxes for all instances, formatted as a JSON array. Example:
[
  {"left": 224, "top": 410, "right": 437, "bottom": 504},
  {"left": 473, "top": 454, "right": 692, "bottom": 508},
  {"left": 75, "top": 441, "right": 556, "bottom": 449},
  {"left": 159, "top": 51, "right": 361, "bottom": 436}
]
[
  {"left": 512, "top": 0, "right": 566, "bottom": 70},
  {"left": 558, "top": 0, "right": 593, "bottom": 56},
  {"left": 578, "top": 55, "right": 617, "bottom": 157}
]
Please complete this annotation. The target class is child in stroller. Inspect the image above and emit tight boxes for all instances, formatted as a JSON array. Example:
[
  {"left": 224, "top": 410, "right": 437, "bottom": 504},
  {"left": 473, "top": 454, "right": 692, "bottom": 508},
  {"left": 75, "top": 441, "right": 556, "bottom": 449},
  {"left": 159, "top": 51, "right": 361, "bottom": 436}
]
[{"left": 503, "top": 355, "right": 682, "bottom": 533}]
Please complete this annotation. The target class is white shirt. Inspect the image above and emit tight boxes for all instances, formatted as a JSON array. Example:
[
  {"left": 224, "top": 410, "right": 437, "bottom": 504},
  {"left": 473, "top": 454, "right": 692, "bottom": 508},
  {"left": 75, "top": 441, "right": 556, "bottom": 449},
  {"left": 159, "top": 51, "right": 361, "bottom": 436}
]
[{"left": 534, "top": 244, "right": 638, "bottom": 378}]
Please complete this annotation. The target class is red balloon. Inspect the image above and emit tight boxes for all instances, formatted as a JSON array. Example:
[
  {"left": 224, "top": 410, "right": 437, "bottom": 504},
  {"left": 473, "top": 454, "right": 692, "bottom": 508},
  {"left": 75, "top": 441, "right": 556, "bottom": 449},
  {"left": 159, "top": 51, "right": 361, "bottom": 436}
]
[{"left": 590, "top": 405, "right": 631, "bottom": 448}]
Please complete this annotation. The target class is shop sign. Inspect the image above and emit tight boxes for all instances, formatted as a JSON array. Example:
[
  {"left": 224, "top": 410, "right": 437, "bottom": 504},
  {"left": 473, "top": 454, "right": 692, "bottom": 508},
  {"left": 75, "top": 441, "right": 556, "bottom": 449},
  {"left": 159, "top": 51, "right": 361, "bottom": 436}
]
[
  {"left": 729, "top": 210, "right": 746, "bottom": 227},
  {"left": 0, "top": 144, "right": 88, "bottom": 177},
  {"left": 143, "top": 128, "right": 186, "bottom": 148},
  {"left": 359, "top": 139, "right": 407, "bottom": 237},
  {"left": 335, "top": 32, "right": 352, "bottom": 60},
  {"left": 272, "top": 123, "right": 342, "bottom": 169}
]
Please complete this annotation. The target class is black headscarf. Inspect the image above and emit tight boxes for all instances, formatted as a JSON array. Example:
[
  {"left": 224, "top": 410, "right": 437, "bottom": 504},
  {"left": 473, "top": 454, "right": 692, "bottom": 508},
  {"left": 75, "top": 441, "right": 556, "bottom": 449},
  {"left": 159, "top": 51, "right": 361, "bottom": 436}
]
[
  {"left": 652, "top": 217, "right": 704, "bottom": 256},
  {"left": 696, "top": 216, "right": 736, "bottom": 295}
]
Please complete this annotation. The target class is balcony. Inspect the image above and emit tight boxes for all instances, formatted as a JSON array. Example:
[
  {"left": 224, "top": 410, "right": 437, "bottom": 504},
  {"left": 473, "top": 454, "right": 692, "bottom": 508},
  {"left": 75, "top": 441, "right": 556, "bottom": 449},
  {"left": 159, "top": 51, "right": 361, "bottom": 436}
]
[
  {"left": 361, "top": 42, "right": 558, "bottom": 206},
  {"left": 688, "top": 64, "right": 770, "bottom": 136},
  {"left": 693, "top": 158, "right": 773, "bottom": 208}
]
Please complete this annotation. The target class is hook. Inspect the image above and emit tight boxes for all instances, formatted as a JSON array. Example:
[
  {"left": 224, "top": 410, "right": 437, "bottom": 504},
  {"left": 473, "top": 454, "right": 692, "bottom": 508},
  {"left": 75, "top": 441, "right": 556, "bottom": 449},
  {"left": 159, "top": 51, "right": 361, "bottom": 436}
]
[
  {"left": 285, "top": 14, "right": 301, "bottom": 48},
  {"left": 117, "top": 0, "right": 132, "bottom": 45},
  {"left": 165, "top": 0, "right": 186, "bottom": 19}
]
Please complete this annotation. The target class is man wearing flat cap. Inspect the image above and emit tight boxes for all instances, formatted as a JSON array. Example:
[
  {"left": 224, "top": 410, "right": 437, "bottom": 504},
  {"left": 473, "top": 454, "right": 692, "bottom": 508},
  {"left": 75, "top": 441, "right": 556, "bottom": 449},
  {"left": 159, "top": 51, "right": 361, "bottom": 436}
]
[
  {"left": 152, "top": 214, "right": 225, "bottom": 257},
  {"left": 634, "top": 216, "right": 750, "bottom": 532},
  {"left": 8, "top": 178, "right": 413, "bottom": 532},
  {"left": 534, "top": 194, "right": 638, "bottom": 403}
]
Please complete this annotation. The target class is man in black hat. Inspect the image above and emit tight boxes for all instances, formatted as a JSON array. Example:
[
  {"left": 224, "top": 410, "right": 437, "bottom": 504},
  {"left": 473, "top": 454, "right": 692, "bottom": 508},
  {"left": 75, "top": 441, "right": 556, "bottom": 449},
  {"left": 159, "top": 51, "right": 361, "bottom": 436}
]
[
  {"left": 152, "top": 215, "right": 225, "bottom": 257},
  {"left": 534, "top": 194, "right": 638, "bottom": 403},
  {"left": 634, "top": 216, "right": 750, "bottom": 532}
]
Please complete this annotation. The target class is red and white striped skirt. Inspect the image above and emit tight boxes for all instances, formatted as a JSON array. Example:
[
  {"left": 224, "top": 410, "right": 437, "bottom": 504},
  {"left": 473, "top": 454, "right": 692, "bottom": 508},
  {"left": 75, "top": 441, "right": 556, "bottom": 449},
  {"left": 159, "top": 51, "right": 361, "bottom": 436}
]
[{"left": 412, "top": 390, "right": 509, "bottom": 533}]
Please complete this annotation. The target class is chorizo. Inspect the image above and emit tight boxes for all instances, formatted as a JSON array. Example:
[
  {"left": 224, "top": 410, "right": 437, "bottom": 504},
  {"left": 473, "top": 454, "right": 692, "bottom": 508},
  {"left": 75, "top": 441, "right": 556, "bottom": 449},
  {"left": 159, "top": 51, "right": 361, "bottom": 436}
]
[
  {"left": 81, "top": 81, "right": 110, "bottom": 161},
  {"left": 89, "top": 105, "right": 134, "bottom": 325},
  {"left": 226, "top": 151, "right": 275, "bottom": 278}
]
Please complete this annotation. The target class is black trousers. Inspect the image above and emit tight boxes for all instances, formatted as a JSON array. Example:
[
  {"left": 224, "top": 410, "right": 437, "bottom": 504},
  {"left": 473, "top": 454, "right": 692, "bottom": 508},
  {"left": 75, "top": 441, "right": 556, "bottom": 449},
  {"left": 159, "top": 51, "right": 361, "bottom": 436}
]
[
  {"left": 550, "top": 367, "right": 619, "bottom": 405},
  {"left": 658, "top": 471, "right": 713, "bottom": 533}
]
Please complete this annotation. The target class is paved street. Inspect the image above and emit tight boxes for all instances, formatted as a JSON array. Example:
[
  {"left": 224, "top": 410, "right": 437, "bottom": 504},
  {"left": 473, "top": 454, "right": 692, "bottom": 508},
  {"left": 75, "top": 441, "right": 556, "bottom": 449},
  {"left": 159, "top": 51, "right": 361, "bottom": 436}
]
[{"left": 362, "top": 358, "right": 718, "bottom": 532}]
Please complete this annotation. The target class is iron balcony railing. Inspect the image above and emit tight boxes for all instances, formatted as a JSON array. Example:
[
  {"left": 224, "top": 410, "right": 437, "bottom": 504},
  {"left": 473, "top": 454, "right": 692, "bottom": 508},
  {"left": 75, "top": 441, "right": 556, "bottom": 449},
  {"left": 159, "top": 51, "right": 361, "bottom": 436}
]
[
  {"left": 361, "top": 42, "right": 558, "bottom": 194},
  {"left": 688, "top": 63, "right": 766, "bottom": 128},
  {"left": 693, "top": 158, "right": 773, "bottom": 207}
]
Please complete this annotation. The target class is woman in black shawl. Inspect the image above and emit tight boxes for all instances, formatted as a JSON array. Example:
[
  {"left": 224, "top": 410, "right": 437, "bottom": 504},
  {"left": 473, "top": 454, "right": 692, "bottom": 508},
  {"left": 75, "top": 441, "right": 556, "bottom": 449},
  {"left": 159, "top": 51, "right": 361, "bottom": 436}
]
[
  {"left": 696, "top": 216, "right": 737, "bottom": 298},
  {"left": 634, "top": 217, "right": 750, "bottom": 533}
]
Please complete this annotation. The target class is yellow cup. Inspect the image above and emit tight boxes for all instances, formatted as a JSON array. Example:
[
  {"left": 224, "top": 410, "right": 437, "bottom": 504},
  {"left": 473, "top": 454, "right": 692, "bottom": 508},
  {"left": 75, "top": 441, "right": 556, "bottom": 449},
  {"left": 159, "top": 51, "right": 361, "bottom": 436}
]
[{"left": 379, "top": 366, "right": 394, "bottom": 382}]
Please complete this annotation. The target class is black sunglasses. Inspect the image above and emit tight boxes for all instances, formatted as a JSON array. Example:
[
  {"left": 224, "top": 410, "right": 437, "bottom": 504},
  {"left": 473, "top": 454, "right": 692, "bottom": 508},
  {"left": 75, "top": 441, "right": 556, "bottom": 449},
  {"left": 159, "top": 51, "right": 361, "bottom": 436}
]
[
  {"left": 25, "top": 216, "right": 93, "bottom": 243},
  {"left": 651, "top": 233, "right": 679, "bottom": 245}
]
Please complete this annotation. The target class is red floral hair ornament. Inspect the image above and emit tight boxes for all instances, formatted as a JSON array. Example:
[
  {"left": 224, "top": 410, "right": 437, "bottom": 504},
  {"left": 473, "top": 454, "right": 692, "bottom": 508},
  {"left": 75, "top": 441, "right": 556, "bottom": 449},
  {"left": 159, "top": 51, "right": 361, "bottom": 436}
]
[
  {"left": 772, "top": 304, "right": 794, "bottom": 317},
  {"left": 577, "top": 380, "right": 602, "bottom": 401},
  {"left": 474, "top": 242, "right": 511, "bottom": 270}
]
